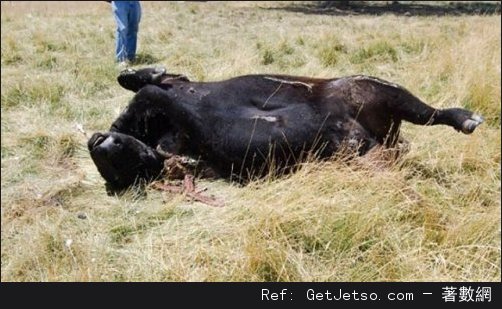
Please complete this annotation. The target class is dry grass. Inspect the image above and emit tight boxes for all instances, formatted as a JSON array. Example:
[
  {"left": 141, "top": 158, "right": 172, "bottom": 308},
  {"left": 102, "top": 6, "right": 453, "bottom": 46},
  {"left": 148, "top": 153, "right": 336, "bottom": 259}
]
[{"left": 1, "top": 1, "right": 500, "bottom": 282}]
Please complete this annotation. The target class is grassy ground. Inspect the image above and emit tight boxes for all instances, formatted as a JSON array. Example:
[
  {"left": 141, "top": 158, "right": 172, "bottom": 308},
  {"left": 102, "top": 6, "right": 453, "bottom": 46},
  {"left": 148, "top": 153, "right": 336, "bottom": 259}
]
[{"left": 1, "top": 1, "right": 500, "bottom": 282}]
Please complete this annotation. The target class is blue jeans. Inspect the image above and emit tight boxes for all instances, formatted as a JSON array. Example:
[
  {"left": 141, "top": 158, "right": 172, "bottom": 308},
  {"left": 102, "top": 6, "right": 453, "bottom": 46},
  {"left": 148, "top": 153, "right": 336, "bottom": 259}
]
[{"left": 112, "top": 1, "right": 141, "bottom": 62}]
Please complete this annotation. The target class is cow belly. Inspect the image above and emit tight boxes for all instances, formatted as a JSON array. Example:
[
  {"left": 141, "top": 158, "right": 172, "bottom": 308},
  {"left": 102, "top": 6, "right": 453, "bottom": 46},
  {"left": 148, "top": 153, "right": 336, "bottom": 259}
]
[{"left": 200, "top": 105, "right": 329, "bottom": 175}]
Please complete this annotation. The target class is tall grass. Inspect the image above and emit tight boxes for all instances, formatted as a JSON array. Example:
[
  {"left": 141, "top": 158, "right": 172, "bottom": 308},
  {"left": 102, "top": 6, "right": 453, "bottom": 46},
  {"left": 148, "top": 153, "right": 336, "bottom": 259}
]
[{"left": 1, "top": 1, "right": 500, "bottom": 282}]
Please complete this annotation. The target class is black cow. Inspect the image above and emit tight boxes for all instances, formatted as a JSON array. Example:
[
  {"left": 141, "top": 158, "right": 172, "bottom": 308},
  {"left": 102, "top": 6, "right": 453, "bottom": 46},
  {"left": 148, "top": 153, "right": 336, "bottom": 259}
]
[{"left": 88, "top": 67, "right": 484, "bottom": 190}]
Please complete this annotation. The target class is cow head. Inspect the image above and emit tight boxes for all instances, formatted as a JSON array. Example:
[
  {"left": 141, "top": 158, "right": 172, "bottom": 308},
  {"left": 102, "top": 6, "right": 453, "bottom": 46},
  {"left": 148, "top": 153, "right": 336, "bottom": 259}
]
[
  {"left": 88, "top": 132, "right": 164, "bottom": 191},
  {"left": 117, "top": 67, "right": 190, "bottom": 92}
]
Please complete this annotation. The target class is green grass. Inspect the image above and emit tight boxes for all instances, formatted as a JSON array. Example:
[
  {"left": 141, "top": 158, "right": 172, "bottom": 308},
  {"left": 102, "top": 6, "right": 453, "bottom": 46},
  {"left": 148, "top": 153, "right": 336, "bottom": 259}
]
[
  {"left": 317, "top": 35, "right": 347, "bottom": 67},
  {"left": 1, "top": 1, "right": 500, "bottom": 282},
  {"left": 350, "top": 40, "right": 398, "bottom": 64}
]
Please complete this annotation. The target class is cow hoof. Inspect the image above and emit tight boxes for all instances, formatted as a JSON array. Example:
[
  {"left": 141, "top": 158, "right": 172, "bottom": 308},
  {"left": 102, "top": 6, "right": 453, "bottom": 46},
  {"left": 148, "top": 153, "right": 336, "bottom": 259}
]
[
  {"left": 461, "top": 113, "right": 484, "bottom": 134},
  {"left": 151, "top": 66, "right": 167, "bottom": 82},
  {"left": 154, "top": 66, "right": 166, "bottom": 74},
  {"left": 120, "top": 68, "right": 135, "bottom": 74}
]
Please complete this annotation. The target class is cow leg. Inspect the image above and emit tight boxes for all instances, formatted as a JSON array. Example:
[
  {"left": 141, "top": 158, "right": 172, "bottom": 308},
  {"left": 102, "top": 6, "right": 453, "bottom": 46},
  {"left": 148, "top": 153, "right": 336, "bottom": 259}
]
[
  {"left": 388, "top": 90, "right": 484, "bottom": 134},
  {"left": 117, "top": 67, "right": 190, "bottom": 92},
  {"left": 111, "top": 85, "right": 202, "bottom": 143},
  {"left": 117, "top": 67, "right": 167, "bottom": 92},
  {"left": 346, "top": 77, "right": 484, "bottom": 143},
  {"left": 111, "top": 86, "right": 176, "bottom": 141},
  {"left": 135, "top": 85, "right": 202, "bottom": 129}
]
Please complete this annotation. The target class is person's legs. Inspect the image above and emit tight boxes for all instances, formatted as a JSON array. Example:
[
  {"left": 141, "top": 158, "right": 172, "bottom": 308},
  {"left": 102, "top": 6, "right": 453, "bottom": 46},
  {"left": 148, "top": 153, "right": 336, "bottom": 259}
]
[
  {"left": 125, "top": 1, "right": 141, "bottom": 62},
  {"left": 112, "top": 1, "right": 129, "bottom": 62}
]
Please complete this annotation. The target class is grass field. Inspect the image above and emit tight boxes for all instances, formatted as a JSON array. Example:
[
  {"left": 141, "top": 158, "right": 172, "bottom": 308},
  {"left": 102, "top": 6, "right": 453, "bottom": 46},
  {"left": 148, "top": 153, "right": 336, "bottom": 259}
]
[{"left": 1, "top": 1, "right": 500, "bottom": 282}]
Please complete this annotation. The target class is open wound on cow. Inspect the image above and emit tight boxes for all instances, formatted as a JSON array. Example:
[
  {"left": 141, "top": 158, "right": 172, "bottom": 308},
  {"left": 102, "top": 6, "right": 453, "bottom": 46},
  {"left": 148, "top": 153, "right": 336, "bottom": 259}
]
[
  {"left": 251, "top": 115, "right": 278, "bottom": 122},
  {"left": 152, "top": 175, "right": 224, "bottom": 207}
]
